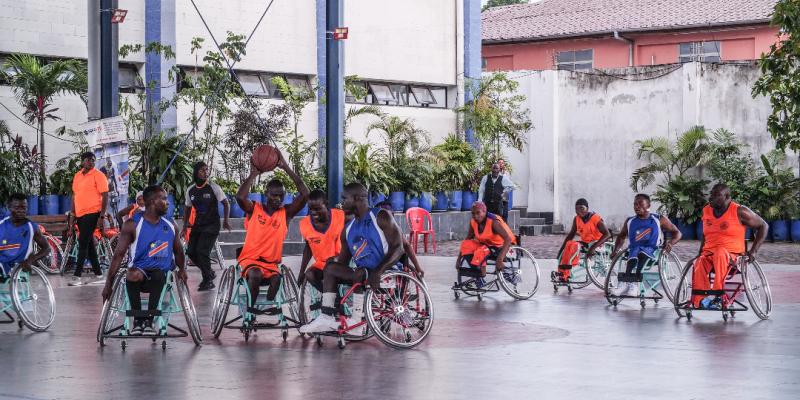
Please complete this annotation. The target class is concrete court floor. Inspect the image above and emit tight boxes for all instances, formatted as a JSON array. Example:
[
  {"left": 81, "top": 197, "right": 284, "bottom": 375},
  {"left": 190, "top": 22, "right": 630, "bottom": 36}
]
[{"left": 0, "top": 256, "right": 798, "bottom": 400}]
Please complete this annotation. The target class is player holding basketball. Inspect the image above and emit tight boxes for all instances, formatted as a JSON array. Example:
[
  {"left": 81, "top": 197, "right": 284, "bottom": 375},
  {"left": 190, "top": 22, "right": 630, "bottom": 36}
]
[{"left": 235, "top": 147, "right": 309, "bottom": 314}]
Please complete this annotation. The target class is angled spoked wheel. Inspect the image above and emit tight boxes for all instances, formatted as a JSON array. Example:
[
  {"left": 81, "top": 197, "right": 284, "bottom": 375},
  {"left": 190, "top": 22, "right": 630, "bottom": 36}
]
[
  {"left": 98, "top": 270, "right": 127, "bottom": 345},
  {"left": 10, "top": 265, "right": 56, "bottom": 332},
  {"left": 743, "top": 259, "right": 772, "bottom": 320},
  {"left": 658, "top": 250, "right": 683, "bottom": 304},
  {"left": 366, "top": 271, "right": 433, "bottom": 349},
  {"left": 497, "top": 246, "right": 540, "bottom": 300},
  {"left": 176, "top": 277, "right": 203, "bottom": 346},
  {"left": 211, "top": 265, "right": 235, "bottom": 338}
]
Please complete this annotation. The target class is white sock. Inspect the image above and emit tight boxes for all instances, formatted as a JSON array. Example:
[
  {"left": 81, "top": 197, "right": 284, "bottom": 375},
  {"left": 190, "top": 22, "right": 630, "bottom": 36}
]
[
  {"left": 322, "top": 293, "right": 336, "bottom": 309},
  {"left": 351, "top": 293, "right": 364, "bottom": 314}
]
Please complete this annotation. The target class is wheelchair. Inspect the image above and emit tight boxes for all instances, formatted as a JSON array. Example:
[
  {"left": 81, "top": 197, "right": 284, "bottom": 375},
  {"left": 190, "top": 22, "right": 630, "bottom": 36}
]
[
  {"left": 32, "top": 226, "right": 64, "bottom": 275},
  {"left": 299, "top": 266, "right": 434, "bottom": 350},
  {"left": 673, "top": 255, "right": 772, "bottom": 321},
  {"left": 0, "top": 264, "right": 56, "bottom": 332},
  {"left": 552, "top": 241, "right": 614, "bottom": 293},
  {"left": 603, "top": 247, "right": 683, "bottom": 308},
  {"left": 59, "top": 226, "right": 114, "bottom": 275},
  {"left": 210, "top": 263, "right": 302, "bottom": 342},
  {"left": 452, "top": 246, "right": 540, "bottom": 301},
  {"left": 97, "top": 268, "right": 202, "bottom": 349}
]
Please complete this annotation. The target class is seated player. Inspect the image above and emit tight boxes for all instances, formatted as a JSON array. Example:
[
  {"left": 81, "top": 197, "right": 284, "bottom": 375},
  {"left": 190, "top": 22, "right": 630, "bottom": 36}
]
[
  {"left": 235, "top": 151, "right": 308, "bottom": 313},
  {"left": 375, "top": 200, "right": 424, "bottom": 278},
  {"left": 610, "top": 194, "right": 681, "bottom": 296},
  {"left": 555, "top": 198, "right": 611, "bottom": 282},
  {"left": 691, "top": 183, "right": 767, "bottom": 309},
  {"left": 299, "top": 183, "right": 405, "bottom": 334},
  {"left": 298, "top": 190, "right": 345, "bottom": 292},
  {"left": 102, "top": 185, "right": 188, "bottom": 335},
  {"left": 455, "top": 201, "right": 515, "bottom": 285},
  {"left": 115, "top": 191, "right": 144, "bottom": 226},
  {"left": 0, "top": 193, "right": 50, "bottom": 278}
]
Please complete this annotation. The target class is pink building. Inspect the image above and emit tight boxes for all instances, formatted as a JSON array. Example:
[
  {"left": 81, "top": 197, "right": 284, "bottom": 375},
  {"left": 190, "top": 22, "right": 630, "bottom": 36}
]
[{"left": 482, "top": 0, "right": 780, "bottom": 71}]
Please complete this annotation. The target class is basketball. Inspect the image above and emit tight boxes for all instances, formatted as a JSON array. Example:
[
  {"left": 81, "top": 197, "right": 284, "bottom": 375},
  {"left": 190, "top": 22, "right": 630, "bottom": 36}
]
[{"left": 251, "top": 144, "right": 281, "bottom": 172}]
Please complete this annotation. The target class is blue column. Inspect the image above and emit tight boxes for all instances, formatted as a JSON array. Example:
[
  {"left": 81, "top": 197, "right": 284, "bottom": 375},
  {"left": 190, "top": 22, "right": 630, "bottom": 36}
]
[
  {"left": 316, "top": 0, "right": 327, "bottom": 163},
  {"left": 145, "top": 0, "right": 177, "bottom": 136},
  {"left": 463, "top": 0, "right": 482, "bottom": 145},
  {"left": 325, "top": 0, "right": 344, "bottom": 206}
]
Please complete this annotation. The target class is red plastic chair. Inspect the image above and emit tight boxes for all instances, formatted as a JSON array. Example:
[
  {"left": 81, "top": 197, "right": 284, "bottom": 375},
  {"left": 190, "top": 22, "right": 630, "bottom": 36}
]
[{"left": 405, "top": 207, "right": 436, "bottom": 254}]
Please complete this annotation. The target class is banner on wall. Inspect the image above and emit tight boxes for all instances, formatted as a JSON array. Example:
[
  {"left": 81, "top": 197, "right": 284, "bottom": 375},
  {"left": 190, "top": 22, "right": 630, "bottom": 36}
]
[{"left": 79, "top": 117, "right": 129, "bottom": 215}]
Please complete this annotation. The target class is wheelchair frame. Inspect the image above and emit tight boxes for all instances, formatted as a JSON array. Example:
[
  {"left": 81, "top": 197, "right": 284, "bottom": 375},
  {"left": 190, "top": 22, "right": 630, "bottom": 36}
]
[
  {"left": 673, "top": 255, "right": 772, "bottom": 321},
  {"left": 552, "top": 241, "right": 614, "bottom": 293},
  {"left": 604, "top": 247, "right": 683, "bottom": 309},
  {"left": 59, "top": 232, "right": 113, "bottom": 275},
  {"left": 451, "top": 246, "right": 540, "bottom": 301},
  {"left": 97, "top": 268, "right": 202, "bottom": 350},
  {"left": 0, "top": 264, "right": 56, "bottom": 332},
  {"left": 210, "top": 263, "right": 301, "bottom": 343}
]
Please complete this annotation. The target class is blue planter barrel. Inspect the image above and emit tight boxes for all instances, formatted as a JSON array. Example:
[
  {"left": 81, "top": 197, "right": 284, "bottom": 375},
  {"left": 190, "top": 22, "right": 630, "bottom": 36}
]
[
  {"left": 433, "top": 192, "right": 448, "bottom": 211},
  {"left": 696, "top": 220, "right": 704, "bottom": 241},
  {"left": 27, "top": 196, "right": 39, "bottom": 215},
  {"left": 770, "top": 220, "right": 789, "bottom": 241},
  {"left": 461, "top": 191, "right": 476, "bottom": 211},
  {"left": 217, "top": 200, "right": 225, "bottom": 217},
  {"left": 389, "top": 192, "right": 405, "bottom": 212},
  {"left": 59, "top": 195, "right": 72, "bottom": 214},
  {"left": 670, "top": 218, "right": 696, "bottom": 240},
  {"left": 166, "top": 194, "right": 176, "bottom": 218},
  {"left": 418, "top": 192, "right": 432, "bottom": 212},
  {"left": 448, "top": 191, "right": 462, "bottom": 211},
  {"left": 790, "top": 220, "right": 800, "bottom": 242},
  {"left": 745, "top": 227, "right": 753, "bottom": 241},
  {"left": 41, "top": 195, "right": 59, "bottom": 215},
  {"left": 248, "top": 193, "right": 262, "bottom": 204},
  {"left": 229, "top": 196, "right": 245, "bottom": 218},
  {"left": 404, "top": 195, "right": 420, "bottom": 211},
  {"left": 370, "top": 193, "right": 386, "bottom": 207}
]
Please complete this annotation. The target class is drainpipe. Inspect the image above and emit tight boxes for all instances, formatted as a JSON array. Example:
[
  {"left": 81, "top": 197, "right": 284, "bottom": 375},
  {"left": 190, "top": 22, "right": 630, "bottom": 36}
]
[{"left": 613, "top": 31, "right": 634, "bottom": 67}]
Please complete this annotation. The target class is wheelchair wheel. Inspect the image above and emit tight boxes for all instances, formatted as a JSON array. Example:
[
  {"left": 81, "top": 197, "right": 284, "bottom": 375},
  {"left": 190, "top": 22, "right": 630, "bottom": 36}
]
[
  {"left": 98, "top": 238, "right": 113, "bottom": 271},
  {"left": 568, "top": 262, "right": 593, "bottom": 290},
  {"left": 176, "top": 277, "right": 203, "bottom": 346},
  {"left": 280, "top": 265, "right": 301, "bottom": 327},
  {"left": 587, "top": 244, "right": 613, "bottom": 289},
  {"left": 366, "top": 271, "right": 433, "bottom": 349},
  {"left": 603, "top": 251, "right": 627, "bottom": 305},
  {"left": 10, "top": 266, "right": 55, "bottom": 332},
  {"left": 98, "top": 270, "right": 127, "bottom": 345},
  {"left": 213, "top": 242, "right": 225, "bottom": 271},
  {"left": 497, "top": 246, "right": 540, "bottom": 300},
  {"left": 743, "top": 259, "right": 772, "bottom": 320},
  {"left": 298, "top": 280, "right": 321, "bottom": 326},
  {"left": 672, "top": 259, "right": 695, "bottom": 318},
  {"left": 658, "top": 251, "right": 683, "bottom": 304},
  {"left": 36, "top": 235, "right": 63, "bottom": 275},
  {"left": 59, "top": 235, "right": 76, "bottom": 275},
  {"left": 211, "top": 265, "right": 236, "bottom": 338}
]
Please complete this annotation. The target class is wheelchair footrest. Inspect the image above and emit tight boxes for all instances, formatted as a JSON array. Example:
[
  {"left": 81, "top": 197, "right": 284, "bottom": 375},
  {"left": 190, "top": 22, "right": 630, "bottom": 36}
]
[
  {"left": 247, "top": 306, "right": 281, "bottom": 316},
  {"left": 125, "top": 310, "right": 162, "bottom": 318},
  {"left": 456, "top": 267, "right": 483, "bottom": 278},
  {"left": 691, "top": 289, "right": 726, "bottom": 296}
]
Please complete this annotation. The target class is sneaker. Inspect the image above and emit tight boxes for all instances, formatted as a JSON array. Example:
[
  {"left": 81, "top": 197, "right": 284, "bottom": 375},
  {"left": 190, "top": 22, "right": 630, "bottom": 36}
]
[
  {"left": 503, "top": 269, "right": 522, "bottom": 285},
  {"left": 130, "top": 321, "right": 144, "bottom": 336},
  {"left": 700, "top": 296, "right": 722, "bottom": 310},
  {"left": 299, "top": 313, "right": 340, "bottom": 334},
  {"left": 611, "top": 282, "right": 629, "bottom": 297},
  {"left": 142, "top": 320, "right": 156, "bottom": 335},
  {"left": 474, "top": 277, "right": 486, "bottom": 289},
  {"left": 198, "top": 280, "right": 216, "bottom": 292},
  {"left": 68, "top": 276, "right": 84, "bottom": 286},
  {"left": 626, "top": 283, "right": 641, "bottom": 297}
]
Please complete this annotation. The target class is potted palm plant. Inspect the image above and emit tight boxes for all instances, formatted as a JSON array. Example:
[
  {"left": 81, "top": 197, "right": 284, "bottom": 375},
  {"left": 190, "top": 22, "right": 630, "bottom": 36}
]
[
  {"left": 750, "top": 152, "right": 800, "bottom": 242},
  {"left": 344, "top": 141, "right": 395, "bottom": 207},
  {"left": 430, "top": 134, "right": 477, "bottom": 212}
]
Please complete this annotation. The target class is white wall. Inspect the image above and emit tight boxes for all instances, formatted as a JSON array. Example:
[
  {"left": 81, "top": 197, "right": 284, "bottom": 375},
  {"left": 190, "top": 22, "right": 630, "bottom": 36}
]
[{"left": 513, "top": 62, "right": 786, "bottom": 229}]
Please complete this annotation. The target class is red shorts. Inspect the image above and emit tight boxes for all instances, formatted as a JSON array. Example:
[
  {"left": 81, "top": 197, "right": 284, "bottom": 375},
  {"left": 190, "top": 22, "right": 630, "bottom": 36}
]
[{"left": 239, "top": 258, "right": 279, "bottom": 279}]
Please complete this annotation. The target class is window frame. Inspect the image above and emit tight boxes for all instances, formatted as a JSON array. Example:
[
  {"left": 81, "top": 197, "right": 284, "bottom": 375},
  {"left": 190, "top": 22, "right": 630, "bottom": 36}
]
[
  {"left": 555, "top": 49, "right": 594, "bottom": 71},
  {"left": 679, "top": 41, "right": 722, "bottom": 63}
]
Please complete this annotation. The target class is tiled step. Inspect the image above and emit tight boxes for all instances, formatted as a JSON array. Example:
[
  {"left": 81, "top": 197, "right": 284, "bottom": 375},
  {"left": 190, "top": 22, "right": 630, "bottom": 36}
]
[
  {"left": 519, "top": 217, "right": 545, "bottom": 225},
  {"left": 519, "top": 223, "right": 566, "bottom": 236}
]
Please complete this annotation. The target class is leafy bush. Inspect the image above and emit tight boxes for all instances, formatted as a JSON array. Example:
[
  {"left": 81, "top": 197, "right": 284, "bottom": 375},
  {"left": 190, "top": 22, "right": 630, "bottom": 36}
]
[
  {"left": 749, "top": 151, "right": 800, "bottom": 220},
  {"left": 429, "top": 134, "right": 477, "bottom": 192}
]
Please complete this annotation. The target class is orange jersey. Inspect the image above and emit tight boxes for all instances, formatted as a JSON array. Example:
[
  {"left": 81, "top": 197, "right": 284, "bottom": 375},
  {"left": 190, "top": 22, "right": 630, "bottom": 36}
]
[
  {"left": 237, "top": 203, "right": 287, "bottom": 272},
  {"left": 470, "top": 214, "right": 517, "bottom": 248},
  {"left": 701, "top": 202, "right": 746, "bottom": 254},
  {"left": 72, "top": 168, "right": 109, "bottom": 217},
  {"left": 575, "top": 213, "right": 603, "bottom": 243},
  {"left": 299, "top": 209, "right": 345, "bottom": 269}
]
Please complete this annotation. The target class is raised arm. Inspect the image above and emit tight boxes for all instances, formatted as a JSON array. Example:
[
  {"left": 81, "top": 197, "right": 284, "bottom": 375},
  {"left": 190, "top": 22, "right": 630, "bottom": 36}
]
[
  {"left": 236, "top": 163, "right": 261, "bottom": 216},
  {"left": 658, "top": 215, "right": 681, "bottom": 253},
  {"left": 278, "top": 153, "right": 310, "bottom": 220},
  {"left": 738, "top": 206, "right": 768, "bottom": 261}
]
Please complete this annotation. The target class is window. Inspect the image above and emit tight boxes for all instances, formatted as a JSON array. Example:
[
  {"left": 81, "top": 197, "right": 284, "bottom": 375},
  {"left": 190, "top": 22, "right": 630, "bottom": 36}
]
[
  {"left": 118, "top": 63, "right": 143, "bottom": 94},
  {"left": 555, "top": 49, "right": 593, "bottom": 71},
  {"left": 238, "top": 72, "right": 266, "bottom": 95},
  {"left": 369, "top": 83, "right": 396, "bottom": 103},
  {"left": 410, "top": 86, "right": 436, "bottom": 106},
  {"left": 177, "top": 67, "right": 312, "bottom": 100},
  {"left": 679, "top": 41, "right": 721, "bottom": 63},
  {"left": 481, "top": 58, "right": 488, "bottom": 71},
  {"left": 352, "top": 80, "right": 447, "bottom": 108}
]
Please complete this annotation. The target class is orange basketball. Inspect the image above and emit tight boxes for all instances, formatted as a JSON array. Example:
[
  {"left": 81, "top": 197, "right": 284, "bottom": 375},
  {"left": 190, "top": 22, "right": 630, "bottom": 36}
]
[{"left": 251, "top": 144, "right": 281, "bottom": 172}]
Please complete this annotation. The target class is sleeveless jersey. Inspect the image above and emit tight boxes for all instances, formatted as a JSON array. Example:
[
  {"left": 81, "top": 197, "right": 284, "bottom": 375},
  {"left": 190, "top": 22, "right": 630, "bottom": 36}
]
[
  {"left": 345, "top": 208, "right": 389, "bottom": 270},
  {"left": 0, "top": 218, "right": 37, "bottom": 272},
  {"left": 300, "top": 208, "right": 345, "bottom": 269},
  {"left": 701, "top": 202, "right": 746, "bottom": 254},
  {"left": 238, "top": 203, "right": 287, "bottom": 266},
  {"left": 626, "top": 213, "right": 662, "bottom": 258},
  {"left": 129, "top": 216, "right": 176, "bottom": 271},
  {"left": 575, "top": 212, "right": 603, "bottom": 243},
  {"left": 470, "top": 213, "right": 517, "bottom": 248}
]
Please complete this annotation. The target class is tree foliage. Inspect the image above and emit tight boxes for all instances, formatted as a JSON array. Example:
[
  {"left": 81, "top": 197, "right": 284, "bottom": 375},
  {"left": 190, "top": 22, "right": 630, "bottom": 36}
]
[
  {"left": 483, "top": 0, "right": 528, "bottom": 11},
  {"left": 752, "top": 0, "right": 800, "bottom": 151}
]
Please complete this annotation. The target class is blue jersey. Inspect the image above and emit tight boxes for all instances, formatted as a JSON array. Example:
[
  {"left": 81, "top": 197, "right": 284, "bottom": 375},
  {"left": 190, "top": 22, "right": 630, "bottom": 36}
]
[
  {"left": 626, "top": 213, "right": 662, "bottom": 259},
  {"left": 0, "top": 217, "right": 37, "bottom": 274},
  {"left": 345, "top": 208, "right": 389, "bottom": 270},
  {"left": 130, "top": 216, "right": 176, "bottom": 271}
]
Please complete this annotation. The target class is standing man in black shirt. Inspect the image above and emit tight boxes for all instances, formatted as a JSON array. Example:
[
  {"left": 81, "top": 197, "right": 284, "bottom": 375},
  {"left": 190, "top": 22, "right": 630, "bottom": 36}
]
[
  {"left": 181, "top": 161, "right": 232, "bottom": 291},
  {"left": 477, "top": 162, "right": 515, "bottom": 217}
]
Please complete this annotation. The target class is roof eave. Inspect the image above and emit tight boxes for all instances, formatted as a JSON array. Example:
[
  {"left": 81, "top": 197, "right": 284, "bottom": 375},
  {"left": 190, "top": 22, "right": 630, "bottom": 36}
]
[{"left": 482, "top": 19, "right": 774, "bottom": 45}]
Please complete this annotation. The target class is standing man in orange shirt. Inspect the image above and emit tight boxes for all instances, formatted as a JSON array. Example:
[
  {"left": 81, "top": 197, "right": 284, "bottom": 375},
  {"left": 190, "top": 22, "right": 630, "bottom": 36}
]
[{"left": 68, "top": 151, "right": 110, "bottom": 286}]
